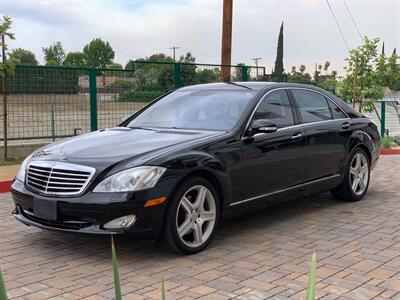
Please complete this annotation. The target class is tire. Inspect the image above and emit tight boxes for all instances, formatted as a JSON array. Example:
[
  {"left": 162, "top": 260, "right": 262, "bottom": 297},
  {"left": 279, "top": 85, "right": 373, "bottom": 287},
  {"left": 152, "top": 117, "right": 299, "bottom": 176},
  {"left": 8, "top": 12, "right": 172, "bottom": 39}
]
[
  {"left": 331, "top": 148, "right": 371, "bottom": 202},
  {"left": 159, "top": 177, "right": 220, "bottom": 254}
]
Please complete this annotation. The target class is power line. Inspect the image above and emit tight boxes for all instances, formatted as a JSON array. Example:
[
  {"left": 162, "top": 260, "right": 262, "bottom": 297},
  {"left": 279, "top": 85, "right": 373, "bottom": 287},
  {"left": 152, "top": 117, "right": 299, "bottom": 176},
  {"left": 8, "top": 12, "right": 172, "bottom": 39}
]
[
  {"left": 343, "top": 0, "right": 363, "bottom": 41},
  {"left": 325, "top": 0, "right": 350, "bottom": 51}
]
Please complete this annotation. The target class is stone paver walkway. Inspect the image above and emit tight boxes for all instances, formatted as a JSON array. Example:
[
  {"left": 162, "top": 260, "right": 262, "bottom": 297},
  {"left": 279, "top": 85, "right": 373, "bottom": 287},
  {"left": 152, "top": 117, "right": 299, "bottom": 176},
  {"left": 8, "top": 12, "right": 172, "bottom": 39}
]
[{"left": 0, "top": 156, "right": 399, "bottom": 299}]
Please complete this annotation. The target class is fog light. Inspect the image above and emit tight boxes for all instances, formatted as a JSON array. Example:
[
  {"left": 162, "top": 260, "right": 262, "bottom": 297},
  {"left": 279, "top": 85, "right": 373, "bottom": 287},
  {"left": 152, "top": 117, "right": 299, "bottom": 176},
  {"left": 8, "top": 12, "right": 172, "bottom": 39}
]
[{"left": 103, "top": 215, "right": 136, "bottom": 230}]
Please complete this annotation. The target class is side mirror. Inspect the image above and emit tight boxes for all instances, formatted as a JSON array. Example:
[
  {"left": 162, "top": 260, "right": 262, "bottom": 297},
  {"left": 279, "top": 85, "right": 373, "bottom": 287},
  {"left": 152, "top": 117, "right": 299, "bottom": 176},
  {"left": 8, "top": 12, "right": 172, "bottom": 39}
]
[{"left": 250, "top": 119, "right": 278, "bottom": 135}]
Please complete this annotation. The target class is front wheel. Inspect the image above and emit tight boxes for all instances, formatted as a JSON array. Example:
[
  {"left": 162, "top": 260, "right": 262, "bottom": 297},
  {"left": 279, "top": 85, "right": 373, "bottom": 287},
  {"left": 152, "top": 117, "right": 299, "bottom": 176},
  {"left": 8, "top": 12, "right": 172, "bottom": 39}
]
[
  {"left": 331, "top": 148, "right": 370, "bottom": 202},
  {"left": 159, "top": 177, "right": 220, "bottom": 254}
]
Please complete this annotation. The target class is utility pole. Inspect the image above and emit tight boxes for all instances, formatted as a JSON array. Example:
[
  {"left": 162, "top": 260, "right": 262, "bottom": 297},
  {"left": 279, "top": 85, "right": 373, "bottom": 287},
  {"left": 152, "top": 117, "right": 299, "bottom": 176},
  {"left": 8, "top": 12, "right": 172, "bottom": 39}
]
[
  {"left": 2, "top": 34, "right": 7, "bottom": 161},
  {"left": 252, "top": 57, "right": 262, "bottom": 77},
  {"left": 220, "top": 0, "right": 233, "bottom": 82},
  {"left": 170, "top": 46, "right": 181, "bottom": 61}
]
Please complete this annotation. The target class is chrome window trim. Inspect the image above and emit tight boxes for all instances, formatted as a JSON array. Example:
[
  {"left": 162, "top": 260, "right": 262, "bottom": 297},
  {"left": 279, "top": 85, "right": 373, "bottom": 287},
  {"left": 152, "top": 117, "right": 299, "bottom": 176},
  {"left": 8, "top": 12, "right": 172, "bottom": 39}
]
[
  {"left": 26, "top": 161, "right": 96, "bottom": 196},
  {"left": 288, "top": 87, "right": 350, "bottom": 119},
  {"left": 242, "top": 87, "right": 351, "bottom": 140},
  {"left": 241, "top": 87, "right": 291, "bottom": 139},
  {"left": 229, "top": 174, "right": 341, "bottom": 206}
]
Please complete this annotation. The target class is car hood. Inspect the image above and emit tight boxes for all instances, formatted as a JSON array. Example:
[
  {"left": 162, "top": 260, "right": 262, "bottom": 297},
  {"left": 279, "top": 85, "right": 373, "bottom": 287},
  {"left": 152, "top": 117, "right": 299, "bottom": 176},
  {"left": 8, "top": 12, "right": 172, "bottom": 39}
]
[{"left": 31, "top": 127, "right": 223, "bottom": 170}]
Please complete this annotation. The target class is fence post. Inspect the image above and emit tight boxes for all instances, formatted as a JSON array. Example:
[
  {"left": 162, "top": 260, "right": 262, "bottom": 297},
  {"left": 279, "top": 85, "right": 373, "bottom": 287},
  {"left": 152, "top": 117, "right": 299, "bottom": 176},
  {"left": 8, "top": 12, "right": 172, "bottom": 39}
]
[
  {"left": 380, "top": 101, "right": 386, "bottom": 137},
  {"left": 89, "top": 69, "right": 98, "bottom": 131},
  {"left": 241, "top": 66, "right": 248, "bottom": 81},
  {"left": 174, "top": 63, "right": 181, "bottom": 88}
]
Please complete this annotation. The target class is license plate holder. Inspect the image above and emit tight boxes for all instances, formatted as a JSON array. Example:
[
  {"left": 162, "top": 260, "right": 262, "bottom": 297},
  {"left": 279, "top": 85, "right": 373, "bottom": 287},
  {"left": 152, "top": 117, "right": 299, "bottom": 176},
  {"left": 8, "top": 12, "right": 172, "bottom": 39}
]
[{"left": 33, "top": 199, "right": 57, "bottom": 221}]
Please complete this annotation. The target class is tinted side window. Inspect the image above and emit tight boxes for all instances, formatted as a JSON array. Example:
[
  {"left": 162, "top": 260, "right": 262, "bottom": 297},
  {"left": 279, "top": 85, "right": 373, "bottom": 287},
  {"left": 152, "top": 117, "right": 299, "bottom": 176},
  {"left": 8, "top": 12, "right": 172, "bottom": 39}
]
[
  {"left": 328, "top": 100, "right": 347, "bottom": 119},
  {"left": 292, "top": 90, "right": 332, "bottom": 123},
  {"left": 253, "top": 90, "right": 294, "bottom": 128}
]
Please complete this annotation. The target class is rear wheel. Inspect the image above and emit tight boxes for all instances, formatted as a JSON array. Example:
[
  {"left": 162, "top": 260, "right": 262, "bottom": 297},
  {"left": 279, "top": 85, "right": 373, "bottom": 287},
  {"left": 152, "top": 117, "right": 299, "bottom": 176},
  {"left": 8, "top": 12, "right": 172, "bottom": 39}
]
[
  {"left": 160, "top": 177, "right": 220, "bottom": 254},
  {"left": 331, "top": 148, "right": 370, "bottom": 202}
]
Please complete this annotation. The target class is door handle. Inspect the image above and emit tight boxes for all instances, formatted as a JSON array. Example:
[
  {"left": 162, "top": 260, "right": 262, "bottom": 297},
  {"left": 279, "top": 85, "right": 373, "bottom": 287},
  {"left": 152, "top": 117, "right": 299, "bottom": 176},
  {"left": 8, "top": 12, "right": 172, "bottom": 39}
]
[
  {"left": 342, "top": 122, "right": 351, "bottom": 129},
  {"left": 291, "top": 133, "right": 303, "bottom": 140}
]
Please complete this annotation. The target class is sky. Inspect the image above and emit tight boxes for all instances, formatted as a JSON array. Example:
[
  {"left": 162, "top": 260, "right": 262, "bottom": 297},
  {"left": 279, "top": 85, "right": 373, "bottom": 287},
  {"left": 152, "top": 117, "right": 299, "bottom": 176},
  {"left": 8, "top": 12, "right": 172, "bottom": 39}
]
[{"left": 2, "top": 0, "right": 400, "bottom": 75}]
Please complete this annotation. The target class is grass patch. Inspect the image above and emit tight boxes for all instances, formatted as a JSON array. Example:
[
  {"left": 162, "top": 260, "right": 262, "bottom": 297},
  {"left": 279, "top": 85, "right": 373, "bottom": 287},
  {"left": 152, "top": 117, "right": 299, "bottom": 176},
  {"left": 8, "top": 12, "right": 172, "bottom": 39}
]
[{"left": 381, "top": 137, "right": 393, "bottom": 149}]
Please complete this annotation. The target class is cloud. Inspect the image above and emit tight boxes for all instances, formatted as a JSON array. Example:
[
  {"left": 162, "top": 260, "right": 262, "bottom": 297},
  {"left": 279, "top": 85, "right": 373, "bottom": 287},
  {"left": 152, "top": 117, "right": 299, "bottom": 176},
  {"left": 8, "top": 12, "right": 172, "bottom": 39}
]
[{"left": 2, "top": 0, "right": 399, "bottom": 74}]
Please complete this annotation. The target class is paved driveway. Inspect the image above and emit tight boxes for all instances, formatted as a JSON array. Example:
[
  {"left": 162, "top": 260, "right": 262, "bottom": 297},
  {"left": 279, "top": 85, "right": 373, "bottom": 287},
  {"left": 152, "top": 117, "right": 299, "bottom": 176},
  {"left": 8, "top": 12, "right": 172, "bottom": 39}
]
[{"left": 0, "top": 156, "right": 399, "bottom": 300}]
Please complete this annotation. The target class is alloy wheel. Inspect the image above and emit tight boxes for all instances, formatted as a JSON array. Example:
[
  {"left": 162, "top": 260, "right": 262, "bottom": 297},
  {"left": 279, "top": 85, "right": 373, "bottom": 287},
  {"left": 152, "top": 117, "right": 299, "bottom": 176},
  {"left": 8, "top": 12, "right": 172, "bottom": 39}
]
[
  {"left": 176, "top": 185, "right": 216, "bottom": 248},
  {"left": 349, "top": 152, "right": 369, "bottom": 195}
]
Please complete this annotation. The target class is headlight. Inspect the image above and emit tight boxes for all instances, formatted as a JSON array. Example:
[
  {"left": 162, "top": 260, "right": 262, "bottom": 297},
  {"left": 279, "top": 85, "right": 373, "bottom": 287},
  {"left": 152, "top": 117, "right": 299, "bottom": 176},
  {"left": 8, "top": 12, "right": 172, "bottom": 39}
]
[
  {"left": 15, "top": 154, "right": 32, "bottom": 182},
  {"left": 93, "top": 166, "right": 166, "bottom": 193}
]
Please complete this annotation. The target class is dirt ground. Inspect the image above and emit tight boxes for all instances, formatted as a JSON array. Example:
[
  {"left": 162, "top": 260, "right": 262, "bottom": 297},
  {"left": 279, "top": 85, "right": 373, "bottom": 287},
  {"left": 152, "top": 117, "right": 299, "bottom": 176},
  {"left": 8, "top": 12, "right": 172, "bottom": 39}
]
[{"left": 0, "top": 164, "right": 19, "bottom": 180}]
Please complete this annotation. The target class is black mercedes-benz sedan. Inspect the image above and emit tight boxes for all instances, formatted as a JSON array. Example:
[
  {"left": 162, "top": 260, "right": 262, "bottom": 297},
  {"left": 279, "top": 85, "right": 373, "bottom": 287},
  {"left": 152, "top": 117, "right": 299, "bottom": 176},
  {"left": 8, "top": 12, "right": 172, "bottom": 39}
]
[{"left": 11, "top": 82, "right": 380, "bottom": 254}]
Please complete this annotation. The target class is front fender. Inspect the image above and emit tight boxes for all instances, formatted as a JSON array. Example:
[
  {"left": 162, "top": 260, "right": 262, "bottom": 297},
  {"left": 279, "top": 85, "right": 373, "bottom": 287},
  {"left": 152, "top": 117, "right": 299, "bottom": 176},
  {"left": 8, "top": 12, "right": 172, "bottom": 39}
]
[{"left": 157, "top": 150, "right": 232, "bottom": 210}]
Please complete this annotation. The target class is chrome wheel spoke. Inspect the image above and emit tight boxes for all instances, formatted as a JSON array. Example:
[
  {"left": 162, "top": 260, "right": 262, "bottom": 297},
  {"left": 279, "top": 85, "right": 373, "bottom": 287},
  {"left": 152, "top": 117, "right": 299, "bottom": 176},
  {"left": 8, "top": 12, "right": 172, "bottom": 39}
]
[
  {"left": 200, "top": 210, "right": 215, "bottom": 222},
  {"left": 355, "top": 154, "right": 361, "bottom": 169},
  {"left": 181, "top": 196, "right": 193, "bottom": 214},
  {"left": 193, "top": 222, "right": 203, "bottom": 244},
  {"left": 178, "top": 218, "right": 192, "bottom": 237},
  {"left": 360, "top": 165, "right": 368, "bottom": 174},
  {"left": 194, "top": 187, "right": 207, "bottom": 210},
  {"left": 352, "top": 178, "right": 359, "bottom": 191},
  {"left": 350, "top": 167, "right": 357, "bottom": 176},
  {"left": 358, "top": 177, "right": 366, "bottom": 190}
]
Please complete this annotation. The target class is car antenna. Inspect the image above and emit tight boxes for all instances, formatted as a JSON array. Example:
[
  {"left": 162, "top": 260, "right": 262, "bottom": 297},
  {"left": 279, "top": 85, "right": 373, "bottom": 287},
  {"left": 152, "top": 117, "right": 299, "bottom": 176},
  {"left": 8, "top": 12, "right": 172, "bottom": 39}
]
[{"left": 226, "top": 82, "right": 253, "bottom": 90}]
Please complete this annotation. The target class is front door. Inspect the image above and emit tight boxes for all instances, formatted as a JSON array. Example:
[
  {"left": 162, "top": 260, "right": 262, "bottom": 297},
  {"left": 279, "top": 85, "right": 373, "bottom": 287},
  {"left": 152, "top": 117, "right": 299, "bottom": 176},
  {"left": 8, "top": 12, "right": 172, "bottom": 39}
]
[{"left": 239, "top": 89, "right": 307, "bottom": 201}]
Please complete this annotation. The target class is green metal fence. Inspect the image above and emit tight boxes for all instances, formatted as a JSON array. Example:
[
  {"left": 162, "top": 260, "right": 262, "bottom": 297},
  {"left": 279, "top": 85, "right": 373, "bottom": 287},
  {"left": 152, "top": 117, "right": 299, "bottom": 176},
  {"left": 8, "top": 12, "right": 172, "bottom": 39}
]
[
  {"left": 374, "top": 100, "right": 400, "bottom": 139},
  {"left": 1, "top": 63, "right": 398, "bottom": 143},
  {"left": 0, "top": 62, "right": 269, "bottom": 142}
]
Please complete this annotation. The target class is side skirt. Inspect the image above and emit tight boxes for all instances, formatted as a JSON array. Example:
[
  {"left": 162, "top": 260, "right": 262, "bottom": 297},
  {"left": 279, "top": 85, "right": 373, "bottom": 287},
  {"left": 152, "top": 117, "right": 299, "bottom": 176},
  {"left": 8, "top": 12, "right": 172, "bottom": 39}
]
[{"left": 229, "top": 174, "right": 342, "bottom": 208}]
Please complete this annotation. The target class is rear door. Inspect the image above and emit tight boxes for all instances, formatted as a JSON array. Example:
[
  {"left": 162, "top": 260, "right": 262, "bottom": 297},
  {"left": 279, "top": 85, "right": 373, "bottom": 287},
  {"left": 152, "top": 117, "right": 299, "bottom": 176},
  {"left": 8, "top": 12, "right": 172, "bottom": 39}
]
[
  {"left": 239, "top": 89, "right": 307, "bottom": 200},
  {"left": 289, "top": 89, "right": 351, "bottom": 181}
]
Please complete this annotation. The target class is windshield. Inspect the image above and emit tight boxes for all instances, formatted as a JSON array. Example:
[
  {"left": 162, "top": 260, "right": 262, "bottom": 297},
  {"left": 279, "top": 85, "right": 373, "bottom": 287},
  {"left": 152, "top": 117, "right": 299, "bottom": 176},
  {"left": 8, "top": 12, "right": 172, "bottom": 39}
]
[{"left": 127, "top": 89, "right": 255, "bottom": 131}]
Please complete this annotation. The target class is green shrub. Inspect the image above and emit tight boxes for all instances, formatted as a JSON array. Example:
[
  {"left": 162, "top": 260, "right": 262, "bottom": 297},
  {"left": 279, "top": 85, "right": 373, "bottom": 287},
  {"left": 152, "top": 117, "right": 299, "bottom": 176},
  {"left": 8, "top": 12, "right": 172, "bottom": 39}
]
[
  {"left": 0, "top": 268, "right": 8, "bottom": 300},
  {"left": 306, "top": 253, "right": 317, "bottom": 300},
  {"left": 109, "top": 79, "right": 137, "bottom": 90},
  {"left": 111, "top": 236, "right": 122, "bottom": 300},
  {"left": 161, "top": 275, "right": 166, "bottom": 300},
  {"left": 381, "top": 137, "right": 393, "bottom": 149}
]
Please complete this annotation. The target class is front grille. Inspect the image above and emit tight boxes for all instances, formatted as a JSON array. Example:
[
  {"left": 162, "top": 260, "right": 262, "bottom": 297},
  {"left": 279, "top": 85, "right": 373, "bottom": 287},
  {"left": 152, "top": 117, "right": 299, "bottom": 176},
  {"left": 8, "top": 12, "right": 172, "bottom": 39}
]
[{"left": 26, "top": 161, "right": 95, "bottom": 196}]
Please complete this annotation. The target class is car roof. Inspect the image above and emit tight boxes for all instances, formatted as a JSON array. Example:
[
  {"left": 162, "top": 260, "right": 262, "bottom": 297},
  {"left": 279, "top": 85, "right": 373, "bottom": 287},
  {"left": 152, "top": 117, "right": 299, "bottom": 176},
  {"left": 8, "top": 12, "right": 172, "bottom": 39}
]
[{"left": 178, "top": 81, "right": 324, "bottom": 92}]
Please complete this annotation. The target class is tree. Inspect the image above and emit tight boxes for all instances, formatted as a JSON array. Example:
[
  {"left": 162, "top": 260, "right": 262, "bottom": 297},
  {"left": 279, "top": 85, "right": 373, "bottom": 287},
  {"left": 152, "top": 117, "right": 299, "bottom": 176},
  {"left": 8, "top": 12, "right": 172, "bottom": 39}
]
[
  {"left": 125, "top": 60, "right": 135, "bottom": 70},
  {"left": 63, "top": 51, "right": 86, "bottom": 67},
  {"left": 109, "top": 63, "right": 123, "bottom": 69},
  {"left": 42, "top": 41, "right": 65, "bottom": 65},
  {"left": 179, "top": 52, "right": 196, "bottom": 86},
  {"left": 287, "top": 64, "right": 312, "bottom": 84},
  {"left": 83, "top": 38, "right": 114, "bottom": 68},
  {"left": 10, "top": 48, "right": 37, "bottom": 65},
  {"left": 323, "top": 61, "right": 330, "bottom": 73},
  {"left": 338, "top": 37, "right": 384, "bottom": 112},
  {"left": 273, "top": 22, "right": 284, "bottom": 76},
  {"left": 0, "top": 16, "right": 16, "bottom": 161},
  {"left": 386, "top": 50, "right": 400, "bottom": 90}
]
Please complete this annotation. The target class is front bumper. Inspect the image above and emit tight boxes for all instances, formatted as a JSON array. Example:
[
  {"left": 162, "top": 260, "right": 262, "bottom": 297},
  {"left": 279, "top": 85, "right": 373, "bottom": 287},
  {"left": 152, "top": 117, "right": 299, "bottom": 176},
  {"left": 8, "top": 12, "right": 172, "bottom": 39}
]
[{"left": 11, "top": 179, "right": 170, "bottom": 239}]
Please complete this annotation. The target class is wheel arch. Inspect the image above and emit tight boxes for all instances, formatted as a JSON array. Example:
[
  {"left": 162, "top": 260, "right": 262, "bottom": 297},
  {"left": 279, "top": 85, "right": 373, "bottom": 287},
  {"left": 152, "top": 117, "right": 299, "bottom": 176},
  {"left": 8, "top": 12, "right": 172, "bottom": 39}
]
[{"left": 167, "top": 168, "right": 230, "bottom": 219}]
